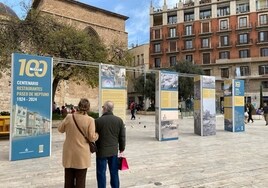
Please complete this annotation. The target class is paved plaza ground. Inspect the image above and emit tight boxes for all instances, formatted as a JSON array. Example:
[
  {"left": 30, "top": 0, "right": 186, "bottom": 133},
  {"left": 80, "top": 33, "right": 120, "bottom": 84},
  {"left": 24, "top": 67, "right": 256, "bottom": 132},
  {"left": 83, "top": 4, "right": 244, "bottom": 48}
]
[{"left": 0, "top": 114, "right": 268, "bottom": 188}]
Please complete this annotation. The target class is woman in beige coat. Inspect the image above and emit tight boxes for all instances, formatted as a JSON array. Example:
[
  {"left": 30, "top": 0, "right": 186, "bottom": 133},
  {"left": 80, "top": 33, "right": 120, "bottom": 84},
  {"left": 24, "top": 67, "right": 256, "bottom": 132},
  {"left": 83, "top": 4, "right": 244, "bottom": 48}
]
[{"left": 58, "top": 98, "right": 98, "bottom": 188}]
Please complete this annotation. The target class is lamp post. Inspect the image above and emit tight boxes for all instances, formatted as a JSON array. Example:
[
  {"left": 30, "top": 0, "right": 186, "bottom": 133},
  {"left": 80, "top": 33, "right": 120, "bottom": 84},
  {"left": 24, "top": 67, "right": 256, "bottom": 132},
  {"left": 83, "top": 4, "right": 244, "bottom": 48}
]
[{"left": 143, "top": 63, "right": 146, "bottom": 110}]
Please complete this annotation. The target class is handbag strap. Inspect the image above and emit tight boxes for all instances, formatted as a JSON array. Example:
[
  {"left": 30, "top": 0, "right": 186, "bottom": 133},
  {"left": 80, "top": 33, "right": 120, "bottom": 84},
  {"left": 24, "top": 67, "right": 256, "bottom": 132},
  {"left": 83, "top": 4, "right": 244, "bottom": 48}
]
[{"left": 72, "top": 114, "right": 89, "bottom": 142}]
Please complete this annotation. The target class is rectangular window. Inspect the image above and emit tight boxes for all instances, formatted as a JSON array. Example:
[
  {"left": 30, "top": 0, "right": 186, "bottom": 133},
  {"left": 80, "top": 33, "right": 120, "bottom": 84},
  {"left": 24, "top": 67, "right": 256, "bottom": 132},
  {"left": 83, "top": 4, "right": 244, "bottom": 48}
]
[
  {"left": 170, "top": 56, "right": 177, "bottom": 66},
  {"left": 168, "top": 15, "right": 177, "bottom": 24},
  {"left": 220, "top": 35, "right": 229, "bottom": 46},
  {"left": 260, "top": 14, "right": 268, "bottom": 25},
  {"left": 155, "top": 58, "right": 161, "bottom": 68},
  {"left": 154, "top": 43, "right": 161, "bottom": 53},
  {"left": 239, "top": 17, "right": 247, "bottom": 27},
  {"left": 219, "top": 51, "right": 229, "bottom": 59},
  {"left": 220, "top": 20, "right": 228, "bottom": 30},
  {"left": 202, "top": 38, "right": 209, "bottom": 48},
  {"left": 217, "top": 7, "right": 230, "bottom": 17},
  {"left": 239, "top": 49, "right": 250, "bottom": 58},
  {"left": 221, "top": 68, "right": 229, "bottom": 78},
  {"left": 154, "top": 29, "right": 161, "bottom": 39},
  {"left": 203, "top": 53, "right": 210, "bottom": 64},
  {"left": 239, "top": 33, "right": 248, "bottom": 44},
  {"left": 259, "top": 31, "right": 268, "bottom": 42},
  {"left": 200, "top": 10, "right": 211, "bottom": 19},
  {"left": 184, "top": 13, "right": 194, "bottom": 21},
  {"left": 203, "top": 69, "right": 211, "bottom": 76},
  {"left": 236, "top": 3, "right": 249, "bottom": 13},
  {"left": 169, "top": 41, "right": 177, "bottom": 51},
  {"left": 185, "top": 40, "right": 193, "bottom": 49},
  {"left": 185, "top": 25, "right": 192, "bottom": 35},
  {"left": 259, "top": 65, "right": 268, "bottom": 75},
  {"left": 240, "top": 66, "right": 249, "bottom": 76},
  {"left": 261, "top": 48, "right": 268, "bottom": 56},
  {"left": 185, "top": 55, "right": 193, "bottom": 62},
  {"left": 137, "top": 55, "right": 140, "bottom": 65},
  {"left": 262, "top": 81, "right": 268, "bottom": 88},
  {"left": 169, "top": 28, "right": 176, "bottom": 38},
  {"left": 141, "top": 54, "right": 144, "bottom": 65},
  {"left": 202, "top": 22, "right": 209, "bottom": 33}
]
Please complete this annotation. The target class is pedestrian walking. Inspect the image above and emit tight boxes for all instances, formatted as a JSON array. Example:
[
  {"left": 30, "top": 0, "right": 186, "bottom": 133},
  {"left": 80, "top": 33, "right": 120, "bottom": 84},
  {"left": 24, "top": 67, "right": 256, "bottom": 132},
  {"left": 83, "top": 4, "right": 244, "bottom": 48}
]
[
  {"left": 130, "top": 101, "right": 136, "bottom": 120},
  {"left": 95, "top": 101, "right": 126, "bottom": 188},
  {"left": 58, "top": 98, "right": 99, "bottom": 188},
  {"left": 263, "top": 103, "right": 268, "bottom": 126},
  {"left": 247, "top": 102, "right": 254, "bottom": 123}
]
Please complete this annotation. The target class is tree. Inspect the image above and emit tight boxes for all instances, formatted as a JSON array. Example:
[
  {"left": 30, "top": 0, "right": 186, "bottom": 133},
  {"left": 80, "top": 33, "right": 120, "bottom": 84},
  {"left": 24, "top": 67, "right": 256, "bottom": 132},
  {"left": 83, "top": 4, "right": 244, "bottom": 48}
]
[
  {"left": 133, "top": 72, "right": 155, "bottom": 101},
  {"left": 171, "top": 60, "right": 204, "bottom": 100},
  {"left": 0, "top": 11, "right": 110, "bottom": 102}
]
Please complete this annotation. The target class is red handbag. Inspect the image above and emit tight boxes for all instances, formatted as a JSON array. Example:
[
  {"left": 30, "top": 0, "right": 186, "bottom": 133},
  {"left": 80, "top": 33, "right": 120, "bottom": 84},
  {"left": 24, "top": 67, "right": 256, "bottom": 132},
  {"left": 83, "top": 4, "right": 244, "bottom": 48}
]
[{"left": 118, "top": 155, "right": 129, "bottom": 171}]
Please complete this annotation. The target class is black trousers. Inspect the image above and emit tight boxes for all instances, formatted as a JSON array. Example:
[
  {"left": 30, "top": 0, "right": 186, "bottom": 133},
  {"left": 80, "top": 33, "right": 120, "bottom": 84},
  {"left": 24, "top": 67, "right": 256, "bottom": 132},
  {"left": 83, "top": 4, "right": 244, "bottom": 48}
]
[
  {"left": 131, "top": 109, "right": 135, "bottom": 119},
  {"left": 65, "top": 168, "right": 87, "bottom": 188},
  {"left": 247, "top": 112, "right": 254, "bottom": 122}
]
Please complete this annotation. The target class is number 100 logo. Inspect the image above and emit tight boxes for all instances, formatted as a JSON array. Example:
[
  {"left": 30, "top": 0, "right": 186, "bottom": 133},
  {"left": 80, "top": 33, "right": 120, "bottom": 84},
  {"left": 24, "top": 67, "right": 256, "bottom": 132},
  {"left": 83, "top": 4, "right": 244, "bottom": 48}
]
[{"left": 18, "top": 59, "right": 48, "bottom": 77}]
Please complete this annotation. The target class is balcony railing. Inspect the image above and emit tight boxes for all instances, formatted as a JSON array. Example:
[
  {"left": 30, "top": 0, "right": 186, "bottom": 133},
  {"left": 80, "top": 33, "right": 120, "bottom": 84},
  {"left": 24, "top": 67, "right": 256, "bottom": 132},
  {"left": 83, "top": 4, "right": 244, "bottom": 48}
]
[
  {"left": 235, "top": 39, "right": 253, "bottom": 47},
  {"left": 165, "top": 34, "right": 179, "bottom": 39},
  {"left": 217, "top": 42, "right": 232, "bottom": 49},
  {"left": 166, "top": 48, "right": 179, "bottom": 54},
  {"left": 200, "top": 0, "right": 211, "bottom": 5},
  {"left": 236, "top": 23, "right": 252, "bottom": 30},
  {"left": 150, "top": 34, "right": 164, "bottom": 41},
  {"left": 255, "top": 39, "right": 268, "bottom": 45},
  {"left": 217, "top": 25, "right": 232, "bottom": 33}
]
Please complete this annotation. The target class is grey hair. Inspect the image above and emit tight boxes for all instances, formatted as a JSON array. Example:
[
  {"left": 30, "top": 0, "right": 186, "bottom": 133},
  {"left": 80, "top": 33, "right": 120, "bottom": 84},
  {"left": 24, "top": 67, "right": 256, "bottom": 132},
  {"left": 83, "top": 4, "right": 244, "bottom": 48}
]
[{"left": 103, "top": 101, "right": 114, "bottom": 112}]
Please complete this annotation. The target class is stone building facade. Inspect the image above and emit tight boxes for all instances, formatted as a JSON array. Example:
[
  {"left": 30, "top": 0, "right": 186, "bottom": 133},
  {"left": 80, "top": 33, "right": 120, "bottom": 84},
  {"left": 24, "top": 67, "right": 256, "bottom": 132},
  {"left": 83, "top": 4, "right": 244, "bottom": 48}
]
[{"left": 0, "top": 0, "right": 128, "bottom": 112}]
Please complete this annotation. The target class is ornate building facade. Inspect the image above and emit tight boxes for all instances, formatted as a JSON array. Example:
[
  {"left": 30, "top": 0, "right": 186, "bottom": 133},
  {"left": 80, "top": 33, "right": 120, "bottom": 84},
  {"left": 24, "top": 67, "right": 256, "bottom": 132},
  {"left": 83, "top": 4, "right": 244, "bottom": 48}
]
[{"left": 150, "top": 0, "right": 268, "bottom": 108}]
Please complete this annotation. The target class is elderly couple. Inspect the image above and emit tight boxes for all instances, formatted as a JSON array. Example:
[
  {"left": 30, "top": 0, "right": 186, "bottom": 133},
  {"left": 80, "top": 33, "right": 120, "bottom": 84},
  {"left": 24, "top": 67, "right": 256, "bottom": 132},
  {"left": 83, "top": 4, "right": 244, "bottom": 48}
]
[{"left": 58, "top": 99, "right": 126, "bottom": 188}]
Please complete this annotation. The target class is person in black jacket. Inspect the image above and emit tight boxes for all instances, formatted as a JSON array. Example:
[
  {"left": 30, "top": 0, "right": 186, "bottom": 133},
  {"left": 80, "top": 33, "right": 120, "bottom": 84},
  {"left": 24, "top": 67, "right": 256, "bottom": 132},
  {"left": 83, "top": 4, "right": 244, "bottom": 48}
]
[{"left": 95, "top": 101, "right": 126, "bottom": 188}]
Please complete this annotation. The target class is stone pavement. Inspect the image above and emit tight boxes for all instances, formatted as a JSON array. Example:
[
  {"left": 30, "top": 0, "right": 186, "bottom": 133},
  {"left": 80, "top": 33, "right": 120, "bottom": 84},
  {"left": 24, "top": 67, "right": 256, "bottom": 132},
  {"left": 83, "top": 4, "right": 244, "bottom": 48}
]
[{"left": 0, "top": 114, "right": 268, "bottom": 188}]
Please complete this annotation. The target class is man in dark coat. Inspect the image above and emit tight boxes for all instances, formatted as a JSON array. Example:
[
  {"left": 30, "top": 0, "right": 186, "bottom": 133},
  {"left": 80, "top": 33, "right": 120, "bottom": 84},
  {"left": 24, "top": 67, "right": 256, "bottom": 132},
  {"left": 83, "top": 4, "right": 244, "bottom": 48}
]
[{"left": 95, "top": 101, "right": 126, "bottom": 188}]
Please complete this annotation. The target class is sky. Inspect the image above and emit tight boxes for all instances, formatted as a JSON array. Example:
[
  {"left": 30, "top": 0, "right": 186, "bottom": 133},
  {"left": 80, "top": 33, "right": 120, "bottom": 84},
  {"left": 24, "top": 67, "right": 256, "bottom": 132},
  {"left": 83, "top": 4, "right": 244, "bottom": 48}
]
[{"left": 0, "top": 0, "right": 179, "bottom": 48}]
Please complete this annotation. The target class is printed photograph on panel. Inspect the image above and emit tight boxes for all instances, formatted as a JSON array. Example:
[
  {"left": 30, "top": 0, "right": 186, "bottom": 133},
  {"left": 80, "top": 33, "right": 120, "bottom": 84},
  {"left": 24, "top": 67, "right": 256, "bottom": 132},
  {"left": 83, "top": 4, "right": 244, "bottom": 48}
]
[
  {"left": 202, "top": 76, "right": 215, "bottom": 89},
  {"left": 101, "top": 64, "right": 125, "bottom": 88},
  {"left": 194, "top": 78, "right": 201, "bottom": 100},
  {"left": 224, "top": 107, "right": 233, "bottom": 131},
  {"left": 224, "top": 80, "right": 232, "bottom": 96},
  {"left": 194, "top": 110, "right": 201, "bottom": 136},
  {"left": 203, "top": 98, "right": 216, "bottom": 136},
  {"left": 160, "top": 72, "right": 178, "bottom": 90},
  {"left": 161, "top": 120, "right": 178, "bottom": 140}
]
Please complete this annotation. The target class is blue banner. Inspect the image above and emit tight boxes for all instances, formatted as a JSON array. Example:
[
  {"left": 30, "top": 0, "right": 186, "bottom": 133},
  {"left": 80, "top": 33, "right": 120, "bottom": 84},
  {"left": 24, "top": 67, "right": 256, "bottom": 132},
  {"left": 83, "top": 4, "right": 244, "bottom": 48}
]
[
  {"left": 10, "top": 53, "right": 52, "bottom": 161},
  {"left": 234, "top": 80, "right": 245, "bottom": 132}
]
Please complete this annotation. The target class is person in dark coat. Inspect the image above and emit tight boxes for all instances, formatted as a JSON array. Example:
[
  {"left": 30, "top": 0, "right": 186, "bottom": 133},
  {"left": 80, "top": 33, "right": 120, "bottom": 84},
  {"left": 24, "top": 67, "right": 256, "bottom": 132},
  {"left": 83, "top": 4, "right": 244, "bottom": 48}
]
[
  {"left": 263, "top": 103, "right": 268, "bottom": 126},
  {"left": 95, "top": 101, "right": 126, "bottom": 188},
  {"left": 247, "top": 102, "right": 254, "bottom": 123}
]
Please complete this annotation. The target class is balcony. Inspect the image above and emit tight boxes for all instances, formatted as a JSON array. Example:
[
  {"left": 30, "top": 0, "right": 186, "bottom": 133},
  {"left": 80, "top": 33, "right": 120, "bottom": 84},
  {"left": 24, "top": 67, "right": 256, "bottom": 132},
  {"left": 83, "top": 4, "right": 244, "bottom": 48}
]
[
  {"left": 255, "top": 22, "right": 268, "bottom": 30},
  {"left": 200, "top": 0, "right": 211, "bottom": 5},
  {"left": 216, "top": 25, "right": 232, "bottom": 34},
  {"left": 181, "top": 47, "right": 195, "bottom": 53},
  {"left": 150, "top": 34, "right": 164, "bottom": 42},
  {"left": 166, "top": 48, "right": 179, "bottom": 54},
  {"left": 235, "top": 23, "right": 252, "bottom": 31},
  {"left": 165, "top": 34, "right": 179, "bottom": 40},
  {"left": 182, "top": 32, "right": 195, "bottom": 38},
  {"left": 183, "top": 1, "right": 194, "bottom": 8},
  {"left": 255, "top": 39, "right": 268, "bottom": 46},
  {"left": 235, "top": 39, "right": 253, "bottom": 47},
  {"left": 150, "top": 49, "right": 163, "bottom": 56},
  {"left": 217, "top": 42, "right": 233, "bottom": 49},
  {"left": 198, "top": 30, "right": 213, "bottom": 37},
  {"left": 200, "top": 15, "right": 211, "bottom": 20},
  {"left": 198, "top": 45, "right": 213, "bottom": 51}
]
